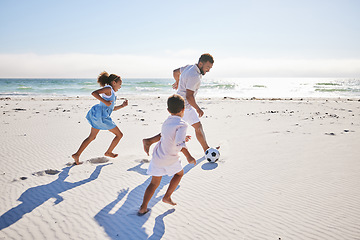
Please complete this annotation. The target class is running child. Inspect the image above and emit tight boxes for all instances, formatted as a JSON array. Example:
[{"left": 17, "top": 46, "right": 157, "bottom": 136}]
[
  {"left": 138, "top": 94, "right": 196, "bottom": 216},
  {"left": 72, "top": 71, "right": 128, "bottom": 165}
]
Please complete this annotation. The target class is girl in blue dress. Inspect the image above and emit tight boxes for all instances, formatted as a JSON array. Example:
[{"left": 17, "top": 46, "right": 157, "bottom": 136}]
[{"left": 72, "top": 71, "right": 128, "bottom": 165}]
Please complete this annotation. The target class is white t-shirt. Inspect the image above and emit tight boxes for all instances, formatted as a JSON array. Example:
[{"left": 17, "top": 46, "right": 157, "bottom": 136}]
[
  {"left": 176, "top": 64, "right": 202, "bottom": 109},
  {"left": 100, "top": 85, "right": 114, "bottom": 99},
  {"left": 151, "top": 115, "right": 188, "bottom": 168}
]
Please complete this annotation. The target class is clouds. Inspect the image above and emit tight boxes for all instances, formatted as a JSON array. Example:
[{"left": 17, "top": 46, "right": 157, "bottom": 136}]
[{"left": 0, "top": 53, "right": 359, "bottom": 78}]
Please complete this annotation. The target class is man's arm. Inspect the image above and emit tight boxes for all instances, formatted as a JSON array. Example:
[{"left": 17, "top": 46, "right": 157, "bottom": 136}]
[
  {"left": 186, "top": 89, "right": 204, "bottom": 117},
  {"left": 172, "top": 68, "right": 181, "bottom": 89}
]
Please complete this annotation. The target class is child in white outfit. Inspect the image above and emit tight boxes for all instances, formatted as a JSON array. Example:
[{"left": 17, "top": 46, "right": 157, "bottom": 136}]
[{"left": 138, "top": 94, "right": 196, "bottom": 216}]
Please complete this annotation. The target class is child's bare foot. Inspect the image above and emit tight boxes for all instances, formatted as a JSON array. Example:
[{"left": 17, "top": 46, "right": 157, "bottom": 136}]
[
  {"left": 105, "top": 152, "right": 118, "bottom": 158},
  {"left": 72, "top": 154, "right": 82, "bottom": 165},
  {"left": 137, "top": 206, "right": 150, "bottom": 216},
  {"left": 143, "top": 139, "right": 151, "bottom": 156},
  {"left": 162, "top": 197, "right": 177, "bottom": 206}
]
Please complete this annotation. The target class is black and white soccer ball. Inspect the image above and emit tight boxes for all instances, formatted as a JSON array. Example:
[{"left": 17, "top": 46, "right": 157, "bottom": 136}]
[{"left": 205, "top": 148, "right": 220, "bottom": 163}]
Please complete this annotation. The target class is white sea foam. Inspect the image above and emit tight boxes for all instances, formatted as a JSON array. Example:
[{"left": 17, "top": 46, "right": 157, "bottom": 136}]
[{"left": 0, "top": 77, "right": 359, "bottom": 98}]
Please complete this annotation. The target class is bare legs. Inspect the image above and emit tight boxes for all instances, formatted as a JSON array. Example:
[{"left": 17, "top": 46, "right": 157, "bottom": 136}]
[
  {"left": 138, "top": 170, "right": 184, "bottom": 215},
  {"left": 143, "top": 133, "right": 161, "bottom": 156},
  {"left": 105, "top": 127, "right": 123, "bottom": 158},
  {"left": 191, "top": 121, "right": 210, "bottom": 152},
  {"left": 163, "top": 170, "right": 184, "bottom": 205},
  {"left": 72, "top": 126, "right": 123, "bottom": 165},
  {"left": 138, "top": 176, "right": 161, "bottom": 215},
  {"left": 72, "top": 127, "right": 100, "bottom": 165}
]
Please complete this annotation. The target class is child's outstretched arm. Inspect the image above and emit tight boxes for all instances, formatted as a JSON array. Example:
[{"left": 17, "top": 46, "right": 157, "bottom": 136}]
[
  {"left": 114, "top": 99, "right": 128, "bottom": 111},
  {"left": 181, "top": 147, "right": 196, "bottom": 165}
]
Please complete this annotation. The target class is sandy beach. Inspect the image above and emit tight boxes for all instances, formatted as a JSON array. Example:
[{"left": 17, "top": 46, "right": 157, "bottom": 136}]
[{"left": 1, "top": 96, "right": 360, "bottom": 239}]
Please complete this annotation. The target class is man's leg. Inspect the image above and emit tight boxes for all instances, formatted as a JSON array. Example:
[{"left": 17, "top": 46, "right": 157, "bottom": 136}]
[{"left": 192, "top": 121, "right": 210, "bottom": 152}]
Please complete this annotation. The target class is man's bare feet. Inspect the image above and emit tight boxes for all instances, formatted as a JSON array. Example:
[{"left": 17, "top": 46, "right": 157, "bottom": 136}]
[
  {"left": 162, "top": 197, "right": 177, "bottom": 206},
  {"left": 72, "top": 154, "right": 82, "bottom": 165},
  {"left": 105, "top": 152, "right": 118, "bottom": 158},
  {"left": 143, "top": 139, "right": 151, "bottom": 156},
  {"left": 204, "top": 146, "right": 221, "bottom": 153}
]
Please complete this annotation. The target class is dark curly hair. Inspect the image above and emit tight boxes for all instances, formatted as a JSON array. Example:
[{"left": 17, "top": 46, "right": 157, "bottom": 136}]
[
  {"left": 97, "top": 71, "right": 121, "bottom": 87},
  {"left": 167, "top": 94, "right": 185, "bottom": 114},
  {"left": 198, "top": 53, "right": 214, "bottom": 64}
]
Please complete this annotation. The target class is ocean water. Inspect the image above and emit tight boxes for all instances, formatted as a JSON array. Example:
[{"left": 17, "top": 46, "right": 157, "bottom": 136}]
[{"left": 0, "top": 78, "right": 359, "bottom": 98}]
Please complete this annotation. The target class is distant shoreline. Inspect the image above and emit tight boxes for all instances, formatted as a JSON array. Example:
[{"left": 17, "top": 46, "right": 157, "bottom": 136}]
[
  {"left": 1, "top": 95, "right": 359, "bottom": 102},
  {"left": 0, "top": 77, "right": 359, "bottom": 99}
]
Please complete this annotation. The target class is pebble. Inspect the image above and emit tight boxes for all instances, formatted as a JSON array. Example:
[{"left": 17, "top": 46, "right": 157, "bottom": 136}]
[{"left": 325, "top": 132, "right": 336, "bottom": 136}]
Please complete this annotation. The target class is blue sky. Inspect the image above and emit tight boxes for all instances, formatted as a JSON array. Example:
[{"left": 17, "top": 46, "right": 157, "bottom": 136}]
[{"left": 0, "top": 0, "right": 359, "bottom": 78}]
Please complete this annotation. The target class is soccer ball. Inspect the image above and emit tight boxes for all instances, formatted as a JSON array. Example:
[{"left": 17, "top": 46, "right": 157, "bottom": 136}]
[{"left": 205, "top": 148, "right": 220, "bottom": 163}]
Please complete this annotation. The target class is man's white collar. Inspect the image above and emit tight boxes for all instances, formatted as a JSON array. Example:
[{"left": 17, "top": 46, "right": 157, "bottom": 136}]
[{"left": 195, "top": 64, "right": 201, "bottom": 74}]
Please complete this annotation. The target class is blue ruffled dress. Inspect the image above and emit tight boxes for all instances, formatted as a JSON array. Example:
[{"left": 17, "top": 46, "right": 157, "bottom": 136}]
[{"left": 86, "top": 85, "right": 117, "bottom": 130}]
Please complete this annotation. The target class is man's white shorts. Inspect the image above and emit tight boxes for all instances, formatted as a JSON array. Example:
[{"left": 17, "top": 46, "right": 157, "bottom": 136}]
[
  {"left": 182, "top": 107, "right": 200, "bottom": 126},
  {"left": 147, "top": 160, "right": 183, "bottom": 176}
]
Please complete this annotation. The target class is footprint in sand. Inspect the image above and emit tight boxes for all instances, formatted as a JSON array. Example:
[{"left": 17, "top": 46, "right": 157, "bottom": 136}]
[
  {"left": 135, "top": 159, "right": 150, "bottom": 163},
  {"left": 11, "top": 177, "right": 28, "bottom": 182},
  {"left": 87, "top": 157, "right": 110, "bottom": 164},
  {"left": 66, "top": 157, "right": 110, "bottom": 166},
  {"left": 12, "top": 169, "right": 60, "bottom": 182},
  {"left": 32, "top": 169, "right": 61, "bottom": 176}
]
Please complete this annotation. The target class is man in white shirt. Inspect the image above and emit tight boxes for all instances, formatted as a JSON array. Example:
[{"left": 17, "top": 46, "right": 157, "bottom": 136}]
[{"left": 143, "top": 53, "right": 214, "bottom": 154}]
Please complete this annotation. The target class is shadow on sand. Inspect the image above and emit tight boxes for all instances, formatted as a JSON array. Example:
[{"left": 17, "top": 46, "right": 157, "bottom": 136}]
[
  {"left": 95, "top": 157, "right": 207, "bottom": 239},
  {"left": 0, "top": 163, "right": 111, "bottom": 230}
]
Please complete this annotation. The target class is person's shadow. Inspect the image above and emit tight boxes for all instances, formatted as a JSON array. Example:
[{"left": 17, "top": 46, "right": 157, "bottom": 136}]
[
  {"left": 95, "top": 157, "right": 205, "bottom": 239},
  {"left": 0, "top": 163, "right": 111, "bottom": 230}
]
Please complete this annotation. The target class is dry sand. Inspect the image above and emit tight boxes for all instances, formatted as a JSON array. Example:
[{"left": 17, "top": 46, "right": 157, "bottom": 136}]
[{"left": 1, "top": 96, "right": 360, "bottom": 239}]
